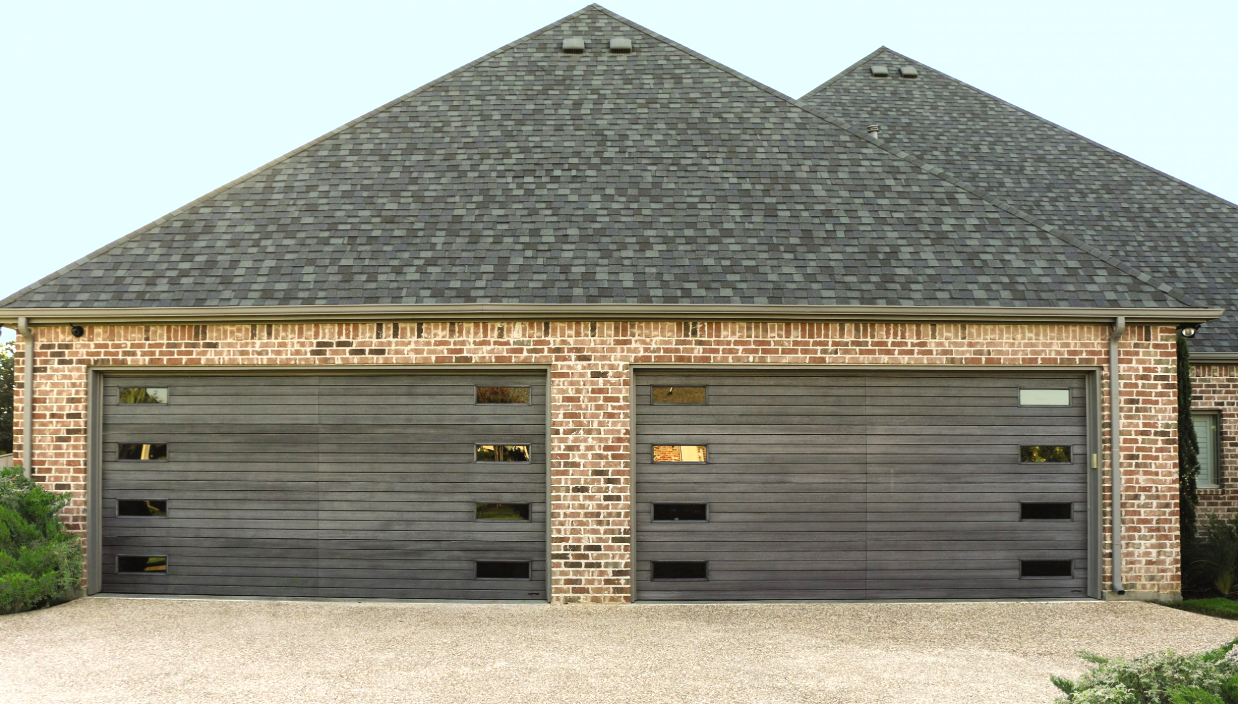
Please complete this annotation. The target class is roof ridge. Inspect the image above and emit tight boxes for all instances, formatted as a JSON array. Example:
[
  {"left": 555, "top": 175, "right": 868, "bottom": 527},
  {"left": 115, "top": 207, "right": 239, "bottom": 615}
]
[
  {"left": 831, "top": 46, "right": 1238, "bottom": 214},
  {"left": 0, "top": 5, "right": 599, "bottom": 309},
  {"left": 592, "top": 8, "right": 1202, "bottom": 309}
]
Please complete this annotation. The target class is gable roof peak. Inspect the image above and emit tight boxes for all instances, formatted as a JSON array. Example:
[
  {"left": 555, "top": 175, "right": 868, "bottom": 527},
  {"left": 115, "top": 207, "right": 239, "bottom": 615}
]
[{"left": 0, "top": 6, "right": 1204, "bottom": 314}]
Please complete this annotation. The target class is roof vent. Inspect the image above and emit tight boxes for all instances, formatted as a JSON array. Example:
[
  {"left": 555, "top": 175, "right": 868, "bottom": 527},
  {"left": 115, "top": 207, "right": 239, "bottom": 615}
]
[
  {"left": 870, "top": 65, "right": 889, "bottom": 77},
  {"left": 562, "top": 37, "right": 585, "bottom": 54},
  {"left": 899, "top": 65, "right": 919, "bottom": 78},
  {"left": 867, "top": 125, "right": 880, "bottom": 141},
  {"left": 609, "top": 37, "right": 632, "bottom": 53}
]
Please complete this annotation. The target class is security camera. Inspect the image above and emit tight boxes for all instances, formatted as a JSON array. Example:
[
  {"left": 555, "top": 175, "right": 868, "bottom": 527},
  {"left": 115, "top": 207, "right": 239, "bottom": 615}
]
[
  {"left": 1180, "top": 324, "right": 1199, "bottom": 338},
  {"left": 70, "top": 325, "right": 85, "bottom": 338}
]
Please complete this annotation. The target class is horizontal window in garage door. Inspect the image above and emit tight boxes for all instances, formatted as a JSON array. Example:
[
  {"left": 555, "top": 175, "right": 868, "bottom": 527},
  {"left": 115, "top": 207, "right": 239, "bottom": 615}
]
[
  {"left": 475, "top": 444, "right": 531, "bottom": 462},
  {"left": 117, "top": 443, "right": 168, "bottom": 461},
  {"left": 117, "top": 499, "right": 167, "bottom": 517},
  {"left": 652, "top": 445, "right": 707, "bottom": 462},
  {"left": 475, "top": 387, "right": 530, "bottom": 404},
  {"left": 119, "top": 387, "right": 168, "bottom": 404},
  {"left": 1020, "top": 445, "right": 1072, "bottom": 463},
  {"left": 652, "top": 387, "right": 707, "bottom": 404}
]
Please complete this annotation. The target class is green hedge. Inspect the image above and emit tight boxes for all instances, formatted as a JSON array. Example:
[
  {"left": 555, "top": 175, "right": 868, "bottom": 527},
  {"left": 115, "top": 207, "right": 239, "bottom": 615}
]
[
  {"left": 1185, "top": 515, "right": 1238, "bottom": 599},
  {"left": 1053, "top": 638, "right": 1238, "bottom": 703},
  {"left": 0, "top": 466, "right": 83, "bottom": 614}
]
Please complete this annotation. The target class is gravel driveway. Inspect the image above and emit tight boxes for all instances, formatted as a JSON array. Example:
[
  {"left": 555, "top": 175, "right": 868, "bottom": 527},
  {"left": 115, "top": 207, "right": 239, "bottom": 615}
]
[{"left": 2, "top": 597, "right": 1236, "bottom": 703}]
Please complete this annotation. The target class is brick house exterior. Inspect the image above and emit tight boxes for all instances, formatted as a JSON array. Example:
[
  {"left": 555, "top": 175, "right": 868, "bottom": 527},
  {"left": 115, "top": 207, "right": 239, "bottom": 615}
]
[
  {"left": 1192, "top": 364, "right": 1238, "bottom": 519},
  {"left": 11, "top": 320, "right": 1184, "bottom": 601},
  {"left": 2, "top": 5, "right": 1233, "bottom": 604}
]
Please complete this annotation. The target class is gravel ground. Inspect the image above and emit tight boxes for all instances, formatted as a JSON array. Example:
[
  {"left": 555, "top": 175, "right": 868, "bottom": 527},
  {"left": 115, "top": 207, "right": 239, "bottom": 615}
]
[{"left": 1, "top": 598, "right": 1236, "bottom": 704}]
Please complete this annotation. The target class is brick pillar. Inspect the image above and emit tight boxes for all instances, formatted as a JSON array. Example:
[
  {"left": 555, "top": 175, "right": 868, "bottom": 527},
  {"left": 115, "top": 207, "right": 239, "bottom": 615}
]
[{"left": 548, "top": 345, "right": 631, "bottom": 603}]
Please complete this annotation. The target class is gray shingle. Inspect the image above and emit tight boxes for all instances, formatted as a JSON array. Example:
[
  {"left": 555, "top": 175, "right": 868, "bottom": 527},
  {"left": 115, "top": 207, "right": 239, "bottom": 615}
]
[
  {"left": 0, "top": 8, "right": 1196, "bottom": 313},
  {"left": 802, "top": 47, "right": 1237, "bottom": 349}
]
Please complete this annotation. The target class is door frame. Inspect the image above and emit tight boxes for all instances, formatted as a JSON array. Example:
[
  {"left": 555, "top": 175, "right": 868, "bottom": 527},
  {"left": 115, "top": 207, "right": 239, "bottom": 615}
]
[
  {"left": 87, "top": 364, "right": 554, "bottom": 601},
  {"left": 628, "top": 364, "right": 1103, "bottom": 602}
]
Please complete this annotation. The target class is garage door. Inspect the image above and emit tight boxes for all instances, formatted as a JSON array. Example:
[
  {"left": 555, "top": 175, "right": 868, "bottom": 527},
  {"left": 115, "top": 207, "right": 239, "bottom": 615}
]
[
  {"left": 100, "top": 372, "right": 547, "bottom": 600},
  {"left": 634, "top": 371, "right": 1091, "bottom": 601}
]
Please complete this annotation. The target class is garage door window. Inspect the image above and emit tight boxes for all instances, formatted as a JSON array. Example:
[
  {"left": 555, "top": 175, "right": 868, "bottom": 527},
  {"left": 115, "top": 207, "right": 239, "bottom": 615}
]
[
  {"left": 1020, "top": 560, "right": 1072, "bottom": 578},
  {"left": 117, "top": 500, "right": 168, "bottom": 517},
  {"left": 653, "top": 445, "right": 707, "bottom": 463},
  {"left": 117, "top": 556, "right": 167, "bottom": 573},
  {"left": 476, "top": 503, "right": 531, "bottom": 520},
  {"left": 652, "top": 503, "right": 708, "bottom": 521},
  {"left": 476, "top": 387, "right": 530, "bottom": 404},
  {"left": 118, "top": 443, "right": 168, "bottom": 461},
  {"left": 652, "top": 386, "right": 707, "bottom": 404},
  {"left": 1019, "top": 389, "right": 1069, "bottom": 406},
  {"left": 1020, "top": 502, "right": 1071, "bottom": 520},
  {"left": 476, "top": 444, "right": 530, "bottom": 462},
  {"left": 475, "top": 561, "right": 531, "bottom": 579},
  {"left": 1019, "top": 445, "right": 1071, "bottom": 463},
  {"left": 651, "top": 561, "right": 708, "bottom": 580},
  {"left": 119, "top": 387, "right": 168, "bottom": 404}
]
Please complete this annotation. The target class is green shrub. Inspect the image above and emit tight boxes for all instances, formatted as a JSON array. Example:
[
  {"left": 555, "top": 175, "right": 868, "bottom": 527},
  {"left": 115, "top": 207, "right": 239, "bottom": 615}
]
[
  {"left": 1186, "top": 515, "right": 1238, "bottom": 598},
  {"left": 0, "top": 466, "right": 82, "bottom": 614},
  {"left": 1052, "top": 638, "right": 1238, "bottom": 703}
]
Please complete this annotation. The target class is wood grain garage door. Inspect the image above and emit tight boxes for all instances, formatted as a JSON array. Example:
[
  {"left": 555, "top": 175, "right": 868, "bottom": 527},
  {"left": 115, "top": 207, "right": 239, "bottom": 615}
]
[
  {"left": 100, "top": 372, "right": 546, "bottom": 600},
  {"left": 635, "top": 371, "right": 1091, "bottom": 601}
]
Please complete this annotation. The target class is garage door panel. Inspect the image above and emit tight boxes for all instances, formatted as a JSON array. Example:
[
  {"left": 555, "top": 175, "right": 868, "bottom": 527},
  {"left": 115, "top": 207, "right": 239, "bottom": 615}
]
[
  {"left": 106, "top": 574, "right": 320, "bottom": 591},
  {"left": 866, "top": 426, "right": 1086, "bottom": 438},
  {"left": 104, "top": 473, "right": 545, "bottom": 487},
  {"left": 866, "top": 442, "right": 1084, "bottom": 457},
  {"left": 867, "top": 464, "right": 1086, "bottom": 477},
  {"left": 102, "top": 583, "right": 320, "bottom": 598},
  {"left": 637, "top": 587, "right": 866, "bottom": 601},
  {"left": 638, "top": 513, "right": 867, "bottom": 526},
  {"left": 869, "top": 482, "right": 1085, "bottom": 495},
  {"left": 104, "top": 427, "right": 547, "bottom": 444},
  {"left": 636, "top": 371, "right": 1089, "bottom": 601},
  {"left": 148, "top": 507, "right": 541, "bottom": 522},
  {"left": 101, "top": 372, "right": 547, "bottom": 600},
  {"left": 864, "top": 373, "right": 1085, "bottom": 387},
  {"left": 865, "top": 520, "right": 1082, "bottom": 534},
  {"left": 103, "top": 423, "right": 321, "bottom": 435},
  {"left": 670, "top": 574, "right": 869, "bottom": 589}
]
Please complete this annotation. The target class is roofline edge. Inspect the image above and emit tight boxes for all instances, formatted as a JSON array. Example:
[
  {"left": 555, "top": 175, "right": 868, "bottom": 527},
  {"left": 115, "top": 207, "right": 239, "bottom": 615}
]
[
  {"left": 0, "top": 304, "right": 1222, "bottom": 326},
  {"left": 1191, "top": 352, "right": 1238, "bottom": 364}
]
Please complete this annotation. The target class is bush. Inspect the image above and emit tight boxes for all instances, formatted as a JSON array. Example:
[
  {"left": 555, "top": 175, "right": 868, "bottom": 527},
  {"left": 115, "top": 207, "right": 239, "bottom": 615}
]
[
  {"left": 0, "top": 466, "right": 82, "bottom": 614},
  {"left": 0, "top": 341, "right": 12, "bottom": 455},
  {"left": 1185, "top": 515, "right": 1238, "bottom": 598},
  {"left": 1052, "top": 638, "right": 1238, "bottom": 703}
]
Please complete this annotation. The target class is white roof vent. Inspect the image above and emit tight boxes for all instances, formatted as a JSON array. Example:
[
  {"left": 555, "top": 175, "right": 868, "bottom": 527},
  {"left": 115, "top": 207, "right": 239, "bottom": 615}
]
[
  {"left": 562, "top": 37, "right": 585, "bottom": 54},
  {"left": 870, "top": 65, "right": 890, "bottom": 77},
  {"left": 609, "top": 37, "right": 633, "bottom": 53},
  {"left": 899, "top": 65, "right": 919, "bottom": 78}
]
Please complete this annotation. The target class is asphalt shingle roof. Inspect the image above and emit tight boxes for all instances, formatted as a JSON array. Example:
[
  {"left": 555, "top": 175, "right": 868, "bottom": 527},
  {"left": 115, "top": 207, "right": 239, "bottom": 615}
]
[
  {"left": 0, "top": 7, "right": 1198, "bottom": 313},
  {"left": 802, "top": 47, "right": 1238, "bottom": 350}
]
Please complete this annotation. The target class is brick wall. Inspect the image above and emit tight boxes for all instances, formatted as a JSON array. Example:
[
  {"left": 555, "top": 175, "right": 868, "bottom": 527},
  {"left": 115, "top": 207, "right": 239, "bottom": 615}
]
[
  {"left": 11, "top": 320, "right": 1182, "bottom": 600},
  {"left": 1192, "top": 363, "right": 1238, "bottom": 520}
]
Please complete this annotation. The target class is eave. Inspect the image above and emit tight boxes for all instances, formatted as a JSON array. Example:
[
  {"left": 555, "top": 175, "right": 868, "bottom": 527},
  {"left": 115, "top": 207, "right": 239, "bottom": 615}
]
[{"left": 0, "top": 303, "right": 1223, "bottom": 326}]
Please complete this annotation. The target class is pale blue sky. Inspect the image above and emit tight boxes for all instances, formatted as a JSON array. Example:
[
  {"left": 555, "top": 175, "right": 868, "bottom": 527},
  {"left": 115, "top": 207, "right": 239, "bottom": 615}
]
[{"left": 2, "top": 0, "right": 1235, "bottom": 343}]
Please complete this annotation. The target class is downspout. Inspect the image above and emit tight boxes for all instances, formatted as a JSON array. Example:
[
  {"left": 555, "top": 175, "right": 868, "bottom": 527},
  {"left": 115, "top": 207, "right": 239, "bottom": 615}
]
[
  {"left": 16, "top": 317, "right": 33, "bottom": 479},
  {"left": 1109, "top": 316, "right": 1126, "bottom": 595}
]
